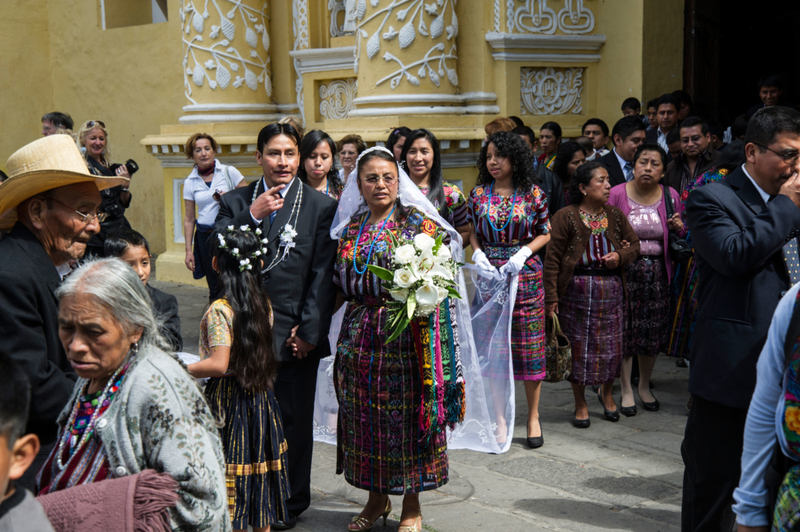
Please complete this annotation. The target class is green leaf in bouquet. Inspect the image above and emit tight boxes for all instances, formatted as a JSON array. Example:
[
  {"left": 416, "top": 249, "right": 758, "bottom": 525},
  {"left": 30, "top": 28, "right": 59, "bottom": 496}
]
[
  {"left": 384, "top": 314, "right": 410, "bottom": 344},
  {"left": 367, "top": 265, "right": 395, "bottom": 282},
  {"left": 433, "top": 234, "right": 443, "bottom": 254},
  {"left": 387, "top": 230, "right": 400, "bottom": 247},
  {"left": 446, "top": 286, "right": 462, "bottom": 299},
  {"left": 407, "top": 292, "right": 417, "bottom": 319}
]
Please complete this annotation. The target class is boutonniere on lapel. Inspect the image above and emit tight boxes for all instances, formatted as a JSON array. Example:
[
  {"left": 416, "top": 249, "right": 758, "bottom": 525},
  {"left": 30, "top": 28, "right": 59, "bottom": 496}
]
[
  {"left": 280, "top": 224, "right": 298, "bottom": 249},
  {"left": 257, "top": 179, "right": 304, "bottom": 273}
]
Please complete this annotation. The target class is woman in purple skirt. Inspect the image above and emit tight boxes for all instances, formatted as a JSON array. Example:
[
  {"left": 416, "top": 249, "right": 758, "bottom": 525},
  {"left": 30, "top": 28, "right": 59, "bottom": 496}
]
[{"left": 544, "top": 162, "right": 640, "bottom": 428}]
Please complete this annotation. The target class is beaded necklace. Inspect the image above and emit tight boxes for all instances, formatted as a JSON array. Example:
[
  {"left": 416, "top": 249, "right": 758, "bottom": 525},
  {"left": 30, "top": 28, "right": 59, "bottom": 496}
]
[
  {"left": 353, "top": 205, "right": 396, "bottom": 275},
  {"left": 252, "top": 177, "right": 304, "bottom": 272},
  {"left": 486, "top": 182, "right": 517, "bottom": 232},
  {"left": 56, "top": 357, "right": 132, "bottom": 471}
]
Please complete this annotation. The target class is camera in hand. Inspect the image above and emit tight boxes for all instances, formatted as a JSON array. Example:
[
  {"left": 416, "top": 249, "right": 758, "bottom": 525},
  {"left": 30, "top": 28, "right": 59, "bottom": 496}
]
[{"left": 109, "top": 159, "right": 139, "bottom": 176}]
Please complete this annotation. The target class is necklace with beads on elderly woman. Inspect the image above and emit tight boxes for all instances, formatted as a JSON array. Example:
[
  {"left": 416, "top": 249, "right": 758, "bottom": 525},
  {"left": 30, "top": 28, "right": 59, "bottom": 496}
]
[
  {"left": 353, "top": 205, "right": 396, "bottom": 275},
  {"left": 55, "top": 358, "right": 131, "bottom": 471}
]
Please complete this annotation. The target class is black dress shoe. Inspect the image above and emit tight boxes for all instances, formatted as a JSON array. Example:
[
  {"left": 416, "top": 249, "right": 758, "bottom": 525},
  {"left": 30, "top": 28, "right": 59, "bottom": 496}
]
[
  {"left": 597, "top": 392, "right": 620, "bottom": 422},
  {"left": 572, "top": 411, "right": 591, "bottom": 428},
  {"left": 527, "top": 420, "right": 544, "bottom": 448},
  {"left": 272, "top": 513, "right": 297, "bottom": 530},
  {"left": 620, "top": 400, "right": 637, "bottom": 417},
  {"left": 641, "top": 393, "right": 660, "bottom": 412}
]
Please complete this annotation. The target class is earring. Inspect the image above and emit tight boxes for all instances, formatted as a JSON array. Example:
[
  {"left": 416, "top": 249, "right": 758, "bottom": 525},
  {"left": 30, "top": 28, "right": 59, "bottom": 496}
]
[
  {"left": 583, "top": 192, "right": 587, "bottom": 196},
  {"left": 131, "top": 340, "right": 140, "bottom": 354}
]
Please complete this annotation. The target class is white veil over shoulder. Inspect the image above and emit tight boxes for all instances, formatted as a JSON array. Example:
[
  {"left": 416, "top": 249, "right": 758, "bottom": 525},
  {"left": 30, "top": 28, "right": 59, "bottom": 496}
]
[{"left": 313, "top": 147, "right": 513, "bottom": 454}]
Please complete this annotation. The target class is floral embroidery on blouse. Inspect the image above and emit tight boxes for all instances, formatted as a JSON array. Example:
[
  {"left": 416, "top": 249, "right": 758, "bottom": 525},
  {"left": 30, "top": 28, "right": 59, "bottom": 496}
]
[
  {"left": 580, "top": 210, "right": 608, "bottom": 235},
  {"left": 419, "top": 181, "right": 468, "bottom": 227},
  {"left": 467, "top": 184, "right": 550, "bottom": 246},
  {"left": 200, "top": 299, "right": 233, "bottom": 361}
]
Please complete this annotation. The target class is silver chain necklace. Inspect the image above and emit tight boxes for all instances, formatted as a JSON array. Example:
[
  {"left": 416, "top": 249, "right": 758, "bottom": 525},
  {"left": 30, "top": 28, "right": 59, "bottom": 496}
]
[{"left": 252, "top": 177, "right": 303, "bottom": 272}]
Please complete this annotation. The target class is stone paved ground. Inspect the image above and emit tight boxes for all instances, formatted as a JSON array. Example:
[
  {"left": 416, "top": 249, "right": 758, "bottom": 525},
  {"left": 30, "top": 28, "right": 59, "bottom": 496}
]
[{"left": 154, "top": 278, "right": 688, "bottom": 532}]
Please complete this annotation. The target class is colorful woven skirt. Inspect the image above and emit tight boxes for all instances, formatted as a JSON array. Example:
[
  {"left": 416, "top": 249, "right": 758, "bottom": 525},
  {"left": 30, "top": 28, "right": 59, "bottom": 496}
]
[
  {"left": 486, "top": 249, "right": 546, "bottom": 381},
  {"left": 774, "top": 464, "right": 800, "bottom": 531},
  {"left": 668, "top": 256, "right": 699, "bottom": 359},
  {"left": 560, "top": 272, "right": 624, "bottom": 385},
  {"left": 335, "top": 303, "right": 448, "bottom": 495},
  {"left": 625, "top": 256, "right": 669, "bottom": 358},
  {"left": 204, "top": 376, "right": 290, "bottom": 529}
]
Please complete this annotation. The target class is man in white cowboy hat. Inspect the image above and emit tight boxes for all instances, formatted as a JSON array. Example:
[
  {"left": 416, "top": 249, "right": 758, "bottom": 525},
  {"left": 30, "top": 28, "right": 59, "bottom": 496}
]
[{"left": 0, "top": 135, "right": 127, "bottom": 489}]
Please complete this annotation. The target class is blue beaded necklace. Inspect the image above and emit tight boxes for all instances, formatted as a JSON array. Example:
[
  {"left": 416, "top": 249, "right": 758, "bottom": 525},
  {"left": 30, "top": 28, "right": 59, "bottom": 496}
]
[
  {"left": 487, "top": 182, "right": 517, "bottom": 232},
  {"left": 353, "top": 205, "right": 396, "bottom": 274}
]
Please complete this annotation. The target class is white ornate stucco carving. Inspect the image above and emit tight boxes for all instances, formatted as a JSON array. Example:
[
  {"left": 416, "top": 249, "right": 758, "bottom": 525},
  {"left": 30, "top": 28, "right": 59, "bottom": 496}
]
[
  {"left": 520, "top": 67, "right": 583, "bottom": 115},
  {"left": 181, "top": 0, "right": 272, "bottom": 105},
  {"left": 319, "top": 78, "right": 358, "bottom": 120},
  {"left": 292, "top": 0, "right": 310, "bottom": 125},
  {"left": 354, "top": 0, "right": 459, "bottom": 90},
  {"left": 497, "top": 0, "right": 595, "bottom": 35},
  {"left": 329, "top": 0, "right": 346, "bottom": 36}
]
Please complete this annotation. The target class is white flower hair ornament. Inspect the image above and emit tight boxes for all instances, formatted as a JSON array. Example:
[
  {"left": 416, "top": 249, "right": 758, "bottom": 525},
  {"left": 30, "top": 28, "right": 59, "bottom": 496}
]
[{"left": 217, "top": 225, "right": 270, "bottom": 272}]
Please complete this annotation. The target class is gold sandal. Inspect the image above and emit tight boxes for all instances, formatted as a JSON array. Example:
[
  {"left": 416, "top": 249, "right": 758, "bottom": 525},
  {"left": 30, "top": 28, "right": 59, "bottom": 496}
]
[
  {"left": 397, "top": 515, "right": 422, "bottom": 532},
  {"left": 347, "top": 498, "right": 391, "bottom": 531}
]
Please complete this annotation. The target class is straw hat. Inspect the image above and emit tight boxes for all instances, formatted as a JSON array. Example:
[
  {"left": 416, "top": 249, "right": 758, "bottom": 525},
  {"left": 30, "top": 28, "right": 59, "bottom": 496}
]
[{"left": 0, "top": 135, "right": 128, "bottom": 230}]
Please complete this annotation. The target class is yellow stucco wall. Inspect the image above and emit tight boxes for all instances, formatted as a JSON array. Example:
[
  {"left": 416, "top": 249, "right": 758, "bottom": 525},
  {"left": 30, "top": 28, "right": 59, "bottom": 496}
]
[
  {"left": 0, "top": 0, "right": 183, "bottom": 254},
  {"left": 642, "top": 0, "right": 685, "bottom": 103}
]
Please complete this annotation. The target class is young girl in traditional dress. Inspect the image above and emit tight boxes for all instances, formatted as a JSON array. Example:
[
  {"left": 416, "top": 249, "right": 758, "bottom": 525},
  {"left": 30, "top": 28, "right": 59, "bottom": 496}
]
[{"left": 188, "top": 227, "right": 289, "bottom": 532}]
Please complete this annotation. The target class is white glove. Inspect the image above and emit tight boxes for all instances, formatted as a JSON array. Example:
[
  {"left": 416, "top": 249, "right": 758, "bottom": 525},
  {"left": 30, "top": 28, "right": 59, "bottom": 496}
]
[
  {"left": 471, "top": 249, "right": 500, "bottom": 279},
  {"left": 499, "top": 246, "right": 533, "bottom": 276}
]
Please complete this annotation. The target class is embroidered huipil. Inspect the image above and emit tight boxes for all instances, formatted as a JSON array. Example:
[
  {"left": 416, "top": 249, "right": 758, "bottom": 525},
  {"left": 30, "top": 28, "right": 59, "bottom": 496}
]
[
  {"left": 419, "top": 182, "right": 468, "bottom": 228},
  {"left": 577, "top": 210, "right": 613, "bottom": 268},
  {"left": 467, "top": 184, "right": 550, "bottom": 262}
]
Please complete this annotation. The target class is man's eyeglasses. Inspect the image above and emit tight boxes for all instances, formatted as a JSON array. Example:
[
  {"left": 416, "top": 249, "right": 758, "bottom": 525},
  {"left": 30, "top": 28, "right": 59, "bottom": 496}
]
[
  {"left": 754, "top": 142, "right": 800, "bottom": 165},
  {"left": 85, "top": 120, "right": 106, "bottom": 128},
  {"left": 47, "top": 197, "right": 107, "bottom": 223},
  {"left": 361, "top": 175, "right": 398, "bottom": 186}
]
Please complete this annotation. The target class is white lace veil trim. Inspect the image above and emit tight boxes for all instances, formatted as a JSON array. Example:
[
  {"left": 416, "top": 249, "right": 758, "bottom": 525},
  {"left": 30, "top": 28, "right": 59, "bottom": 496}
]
[{"left": 315, "top": 146, "right": 510, "bottom": 454}]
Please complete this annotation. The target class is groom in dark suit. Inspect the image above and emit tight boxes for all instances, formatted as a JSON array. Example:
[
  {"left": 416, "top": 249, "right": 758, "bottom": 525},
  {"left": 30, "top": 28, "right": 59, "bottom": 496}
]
[
  {"left": 682, "top": 106, "right": 800, "bottom": 531},
  {"left": 216, "top": 123, "right": 338, "bottom": 529}
]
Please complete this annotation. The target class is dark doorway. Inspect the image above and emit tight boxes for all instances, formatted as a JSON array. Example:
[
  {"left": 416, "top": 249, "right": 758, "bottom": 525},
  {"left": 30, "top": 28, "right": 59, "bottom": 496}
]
[{"left": 684, "top": 0, "right": 800, "bottom": 126}]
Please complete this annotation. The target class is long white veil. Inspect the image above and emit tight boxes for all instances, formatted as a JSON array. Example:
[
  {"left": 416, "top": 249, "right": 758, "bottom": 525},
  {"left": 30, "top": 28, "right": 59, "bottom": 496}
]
[{"left": 312, "top": 147, "right": 514, "bottom": 454}]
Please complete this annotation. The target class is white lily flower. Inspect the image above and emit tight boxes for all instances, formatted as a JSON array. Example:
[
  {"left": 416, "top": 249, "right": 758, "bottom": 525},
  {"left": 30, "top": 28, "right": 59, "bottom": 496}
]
[
  {"left": 415, "top": 281, "right": 439, "bottom": 310},
  {"left": 427, "top": 264, "right": 454, "bottom": 281},
  {"left": 433, "top": 244, "right": 451, "bottom": 263}
]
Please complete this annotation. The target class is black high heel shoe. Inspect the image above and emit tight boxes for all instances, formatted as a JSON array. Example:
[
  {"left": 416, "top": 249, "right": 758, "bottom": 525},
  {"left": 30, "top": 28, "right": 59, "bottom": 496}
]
[
  {"left": 639, "top": 390, "right": 660, "bottom": 412},
  {"left": 597, "top": 392, "right": 620, "bottom": 422},
  {"left": 619, "top": 398, "right": 637, "bottom": 417},
  {"left": 572, "top": 411, "right": 590, "bottom": 428},
  {"left": 527, "top": 420, "right": 544, "bottom": 448}
]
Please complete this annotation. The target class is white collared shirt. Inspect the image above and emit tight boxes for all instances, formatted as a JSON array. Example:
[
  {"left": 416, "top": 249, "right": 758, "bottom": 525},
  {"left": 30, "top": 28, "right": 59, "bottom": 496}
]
[
  {"left": 183, "top": 161, "right": 245, "bottom": 226},
  {"left": 56, "top": 262, "right": 72, "bottom": 280},
  {"left": 657, "top": 128, "right": 669, "bottom": 152},
  {"left": 741, "top": 164, "right": 771, "bottom": 205}
]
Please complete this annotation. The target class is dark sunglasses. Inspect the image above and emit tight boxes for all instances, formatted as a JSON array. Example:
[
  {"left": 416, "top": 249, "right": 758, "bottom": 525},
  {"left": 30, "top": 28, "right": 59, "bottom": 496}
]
[{"left": 86, "top": 120, "right": 106, "bottom": 128}]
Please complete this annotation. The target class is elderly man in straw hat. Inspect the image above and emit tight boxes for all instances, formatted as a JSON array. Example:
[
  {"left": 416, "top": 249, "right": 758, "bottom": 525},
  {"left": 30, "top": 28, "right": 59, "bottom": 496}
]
[{"left": 0, "top": 135, "right": 127, "bottom": 489}]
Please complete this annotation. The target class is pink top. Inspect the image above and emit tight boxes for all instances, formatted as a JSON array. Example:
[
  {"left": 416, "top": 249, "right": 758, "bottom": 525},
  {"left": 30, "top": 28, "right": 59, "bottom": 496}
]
[
  {"left": 607, "top": 182, "right": 686, "bottom": 283},
  {"left": 627, "top": 197, "right": 664, "bottom": 256}
]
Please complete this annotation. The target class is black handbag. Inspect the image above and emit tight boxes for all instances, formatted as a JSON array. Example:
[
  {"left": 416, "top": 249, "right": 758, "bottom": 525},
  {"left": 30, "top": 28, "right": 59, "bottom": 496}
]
[{"left": 662, "top": 185, "right": 693, "bottom": 263}]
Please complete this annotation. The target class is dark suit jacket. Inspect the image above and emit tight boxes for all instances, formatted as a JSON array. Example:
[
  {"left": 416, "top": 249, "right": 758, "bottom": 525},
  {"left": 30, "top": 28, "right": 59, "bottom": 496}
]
[
  {"left": 645, "top": 127, "right": 660, "bottom": 145},
  {"left": 0, "top": 223, "right": 77, "bottom": 443},
  {"left": 147, "top": 284, "right": 183, "bottom": 352},
  {"left": 215, "top": 178, "right": 338, "bottom": 362},
  {"left": 600, "top": 150, "right": 628, "bottom": 188},
  {"left": 687, "top": 166, "right": 800, "bottom": 409},
  {"left": 535, "top": 164, "right": 565, "bottom": 217}
]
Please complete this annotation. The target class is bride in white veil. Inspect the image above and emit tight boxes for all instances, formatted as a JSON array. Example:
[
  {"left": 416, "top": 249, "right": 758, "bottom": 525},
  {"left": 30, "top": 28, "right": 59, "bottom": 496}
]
[{"left": 312, "top": 146, "right": 515, "bottom": 454}]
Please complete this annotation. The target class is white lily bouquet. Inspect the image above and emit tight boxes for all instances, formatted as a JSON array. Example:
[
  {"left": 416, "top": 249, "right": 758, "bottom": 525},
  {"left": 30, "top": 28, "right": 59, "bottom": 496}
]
[{"left": 368, "top": 232, "right": 462, "bottom": 343}]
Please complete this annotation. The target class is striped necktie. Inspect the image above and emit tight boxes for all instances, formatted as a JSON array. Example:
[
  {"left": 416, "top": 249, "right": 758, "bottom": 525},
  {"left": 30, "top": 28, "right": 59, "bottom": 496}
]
[{"left": 624, "top": 162, "right": 634, "bottom": 182}]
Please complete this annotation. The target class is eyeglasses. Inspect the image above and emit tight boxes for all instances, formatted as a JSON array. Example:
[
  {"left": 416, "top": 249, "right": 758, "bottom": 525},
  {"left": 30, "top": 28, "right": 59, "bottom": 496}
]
[
  {"left": 85, "top": 120, "right": 106, "bottom": 128},
  {"left": 361, "top": 175, "right": 398, "bottom": 186},
  {"left": 47, "top": 197, "right": 108, "bottom": 223},
  {"left": 339, "top": 150, "right": 357, "bottom": 157},
  {"left": 754, "top": 142, "right": 800, "bottom": 165}
]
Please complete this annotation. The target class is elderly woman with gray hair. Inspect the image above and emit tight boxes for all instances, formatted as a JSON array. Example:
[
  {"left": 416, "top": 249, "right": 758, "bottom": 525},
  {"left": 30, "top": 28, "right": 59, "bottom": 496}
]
[{"left": 36, "top": 258, "right": 230, "bottom": 530}]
